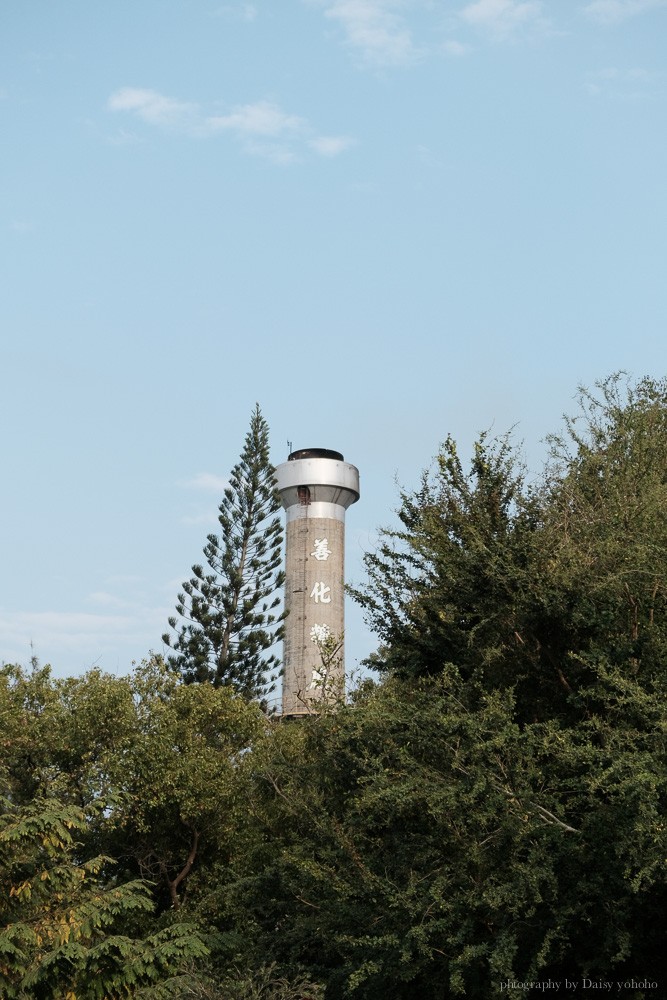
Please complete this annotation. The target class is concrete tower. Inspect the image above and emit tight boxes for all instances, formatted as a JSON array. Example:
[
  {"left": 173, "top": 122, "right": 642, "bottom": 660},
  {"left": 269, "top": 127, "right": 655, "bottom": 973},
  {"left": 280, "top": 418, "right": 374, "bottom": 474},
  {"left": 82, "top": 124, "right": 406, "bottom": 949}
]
[{"left": 275, "top": 448, "right": 360, "bottom": 717}]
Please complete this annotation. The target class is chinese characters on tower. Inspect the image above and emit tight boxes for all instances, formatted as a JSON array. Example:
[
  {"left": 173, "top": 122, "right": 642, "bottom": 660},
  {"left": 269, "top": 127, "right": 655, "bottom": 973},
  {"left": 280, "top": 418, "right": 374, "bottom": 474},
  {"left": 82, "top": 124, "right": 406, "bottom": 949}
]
[
  {"left": 311, "top": 538, "right": 332, "bottom": 561},
  {"left": 309, "top": 538, "right": 334, "bottom": 689},
  {"left": 310, "top": 581, "right": 331, "bottom": 603}
]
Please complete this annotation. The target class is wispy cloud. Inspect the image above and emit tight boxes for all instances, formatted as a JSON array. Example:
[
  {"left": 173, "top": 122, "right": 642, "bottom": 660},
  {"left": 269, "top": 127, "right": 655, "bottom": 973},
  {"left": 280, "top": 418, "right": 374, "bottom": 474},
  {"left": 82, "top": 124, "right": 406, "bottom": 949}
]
[
  {"left": 206, "top": 100, "right": 304, "bottom": 136},
  {"left": 180, "top": 472, "right": 229, "bottom": 492},
  {"left": 108, "top": 88, "right": 199, "bottom": 129},
  {"left": 585, "top": 65, "right": 665, "bottom": 97},
  {"left": 206, "top": 100, "right": 306, "bottom": 163},
  {"left": 181, "top": 510, "right": 221, "bottom": 526},
  {"left": 459, "top": 0, "right": 549, "bottom": 39},
  {"left": 213, "top": 2, "right": 258, "bottom": 19},
  {"left": 0, "top": 609, "right": 154, "bottom": 662},
  {"left": 106, "top": 128, "right": 140, "bottom": 147},
  {"left": 107, "top": 88, "right": 354, "bottom": 162},
  {"left": 584, "top": 0, "right": 667, "bottom": 24},
  {"left": 86, "top": 591, "right": 135, "bottom": 610},
  {"left": 441, "top": 39, "right": 472, "bottom": 56},
  {"left": 308, "top": 134, "right": 356, "bottom": 156},
  {"left": 0, "top": 576, "right": 175, "bottom": 671},
  {"left": 312, "top": 0, "right": 417, "bottom": 66},
  {"left": 178, "top": 472, "right": 228, "bottom": 525}
]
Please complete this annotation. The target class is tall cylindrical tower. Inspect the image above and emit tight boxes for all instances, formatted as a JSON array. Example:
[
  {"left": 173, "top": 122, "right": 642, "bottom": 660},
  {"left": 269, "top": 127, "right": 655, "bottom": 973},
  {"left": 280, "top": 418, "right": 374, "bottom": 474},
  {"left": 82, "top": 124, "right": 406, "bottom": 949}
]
[{"left": 275, "top": 448, "right": 360, "bottom": 717}]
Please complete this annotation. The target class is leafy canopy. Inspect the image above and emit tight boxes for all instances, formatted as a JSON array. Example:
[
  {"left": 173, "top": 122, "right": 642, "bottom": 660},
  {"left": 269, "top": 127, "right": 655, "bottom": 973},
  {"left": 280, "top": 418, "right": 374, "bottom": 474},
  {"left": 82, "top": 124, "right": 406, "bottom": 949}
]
[
  {"left": 352, "top": 374, "right": 667, "bottom": 723},
  {"left": 0, "top": 796, "right": 208, "bottom": 1000}
]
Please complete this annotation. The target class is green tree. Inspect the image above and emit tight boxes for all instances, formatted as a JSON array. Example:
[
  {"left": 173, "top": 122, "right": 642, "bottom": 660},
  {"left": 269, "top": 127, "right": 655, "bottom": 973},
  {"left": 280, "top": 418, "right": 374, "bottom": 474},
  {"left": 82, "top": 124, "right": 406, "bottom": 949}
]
[
  {"left": 163, "top": 405, "right": 285, "bottom": 700},
  {"left": 1, "top": 658, "right": 328, "bottom": 996},
  {"left": 540, "top": 374, "right": 667, "bottom": 690},
  {"left": 5, "top": 376, "right": 666, "bottom": 999},
  {"left": 350, "top": 429, "right": 545, "bottom": 710},
  {"left": 0, "top": 658, "right": 264, "bottom": 914},
  {"left": 0, "top": 796, "right": 208, "bottom": 999},
  {"left": 102, "top": 658, "right": 263, "bottom": 912},
  {"left": 225, "top": 671, "right": 667, "bottom": 998},
  {"left": 352, "top": 375, "right": 667, "bottom": 723}
]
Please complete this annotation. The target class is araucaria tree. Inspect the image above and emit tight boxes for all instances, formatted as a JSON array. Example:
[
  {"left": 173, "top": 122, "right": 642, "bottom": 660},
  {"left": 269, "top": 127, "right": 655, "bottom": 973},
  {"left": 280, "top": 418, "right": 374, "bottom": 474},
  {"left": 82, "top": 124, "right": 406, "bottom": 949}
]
[{"left": 163, "top": 405, "right": 285, "bottom": 700}]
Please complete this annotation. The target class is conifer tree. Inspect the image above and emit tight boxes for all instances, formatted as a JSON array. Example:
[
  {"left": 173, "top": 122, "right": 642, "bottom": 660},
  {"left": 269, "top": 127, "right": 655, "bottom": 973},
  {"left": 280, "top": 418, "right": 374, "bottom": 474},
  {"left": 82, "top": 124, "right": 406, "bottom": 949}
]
[{"left": 163, "top": 406, "right": 285, "bottom": 700}]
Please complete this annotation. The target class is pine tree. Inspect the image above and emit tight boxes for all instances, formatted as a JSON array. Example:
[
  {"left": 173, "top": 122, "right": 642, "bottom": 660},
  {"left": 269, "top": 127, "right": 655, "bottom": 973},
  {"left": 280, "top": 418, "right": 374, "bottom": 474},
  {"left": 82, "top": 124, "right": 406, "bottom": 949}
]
[{"left": 163, "top": 406, "right": 285, "bottom": 700}]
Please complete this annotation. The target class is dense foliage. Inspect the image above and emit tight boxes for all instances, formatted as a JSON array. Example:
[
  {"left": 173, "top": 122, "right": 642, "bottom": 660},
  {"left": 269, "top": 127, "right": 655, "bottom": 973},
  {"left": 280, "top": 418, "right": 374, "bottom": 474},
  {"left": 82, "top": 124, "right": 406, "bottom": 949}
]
[
  {"left": 3, "top": 376, "right": 667, "bottom": 997},
  {"left": 231, "top": 671, "right": 666, "bottom": 997},
  {"left": 353, "top": 374, "right": 667, "bottom": 724},
  {"left": 0, "top": 794, "right": 209, "bottom": 999}
]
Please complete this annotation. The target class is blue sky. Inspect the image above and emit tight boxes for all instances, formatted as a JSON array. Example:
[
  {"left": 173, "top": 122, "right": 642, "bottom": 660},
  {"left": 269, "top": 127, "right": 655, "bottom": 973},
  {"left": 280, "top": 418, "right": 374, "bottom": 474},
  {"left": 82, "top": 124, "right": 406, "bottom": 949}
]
[{"left": 2, "top": 0, "right": 666, "bottom": 699}]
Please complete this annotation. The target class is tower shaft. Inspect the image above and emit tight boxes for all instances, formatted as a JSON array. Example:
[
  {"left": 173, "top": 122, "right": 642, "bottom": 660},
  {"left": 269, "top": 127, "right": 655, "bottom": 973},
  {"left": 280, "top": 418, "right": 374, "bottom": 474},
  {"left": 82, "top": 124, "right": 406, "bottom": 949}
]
[{"left": 275, "top": 449, "right": 360, "bottom": 717}]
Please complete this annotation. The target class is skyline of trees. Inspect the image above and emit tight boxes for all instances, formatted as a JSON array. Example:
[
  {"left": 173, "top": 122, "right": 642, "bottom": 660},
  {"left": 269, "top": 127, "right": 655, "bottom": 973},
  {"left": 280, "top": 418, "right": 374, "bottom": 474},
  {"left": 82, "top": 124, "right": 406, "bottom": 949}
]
[{"left": 3, "top": 375, "right": 666, "bottom": 998}]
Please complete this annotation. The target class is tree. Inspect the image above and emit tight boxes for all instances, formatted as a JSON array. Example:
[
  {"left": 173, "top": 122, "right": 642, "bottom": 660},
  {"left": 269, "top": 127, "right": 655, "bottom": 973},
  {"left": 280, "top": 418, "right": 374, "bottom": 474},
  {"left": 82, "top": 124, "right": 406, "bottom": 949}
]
[
  {"left": 1, "top": 657, "right": 328, "bottom": 996},
  {"left": 0, "top": 796, "right": 209, "bottom": 999},
  {"left": 101, "top": 658, "right": 264, "bottom": 912},
  {"left": 352, "top": 375, "right": 667, "bottom": 723},
  {"left": 6, "top": 376, "right": 667, "bottom": 998},
  {"left": 349, "top": 429, "right": 544, "bottom": 711},
  {"left": 0, "top": 658, "right": 264, "bottom": 916},
  {"left": 539, "top": 374, "right": 667, "bottom": 691},
  {"left": 223, "top": 668, "right": 667, "bottom": 998},
  {"left": 163, "top": 405, "right": 285, "bottom": 701}
]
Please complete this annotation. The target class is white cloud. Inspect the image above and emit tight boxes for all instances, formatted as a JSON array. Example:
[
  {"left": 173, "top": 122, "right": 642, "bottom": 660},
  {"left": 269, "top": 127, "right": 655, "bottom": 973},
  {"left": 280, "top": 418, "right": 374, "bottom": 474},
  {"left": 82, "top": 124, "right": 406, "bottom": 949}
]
[
  {"left": 441, "top": 39, "right": 471, "bottom": 56},
  {"left": 308, "top": 134, "right": 355, "bottom": 156},
  {"left": 460, "top": 0, "right": 548, "bottom": 39},
  {"left": 181, "top": 510, "right": 220, "bottom": 526},
  {"left": 214, "top": 2, "right": 258, "bottom": 19},
  {"left": 207, "top": 100, "right": 304, "bottom": 137},
  {"left": 0, "top": 609, "right": 140, "bottom": 659},
  {"left": 85, "top": 591, "right": 134, "bottom": 610},
  {"left": 0, "top": 564, "right": 217, "bottom": 671},
  {"left": 108, "top": 88, "right": 353, "bottom": 163},
  {"left": 244, "top": 142, "right": 299, "bottom": 165},
  {"left": 108, "top": 90, "right": 304, "bottom": 141},
  {"left": 179, "top": 472, "right": 227, "bottom": 524},
  {"left": 180, "top": 472, "right": 229, "bottom": 492},
  {"left": 585, "top": 65, "right": 664, "bottom": 97},
  {"left": 106, "top": 128, "right": 140, "bottom": 147},
  {"left": 584, "top": 0, "right": 667, "bottom": 24},
  {"left": 315, "top": 0, "right": 417, "bottom": 66},
  {"left": 107, "top": 88, "right": 198, "bottom": 129}
]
